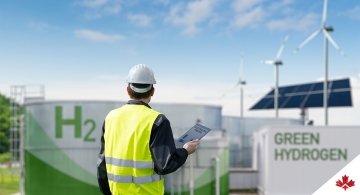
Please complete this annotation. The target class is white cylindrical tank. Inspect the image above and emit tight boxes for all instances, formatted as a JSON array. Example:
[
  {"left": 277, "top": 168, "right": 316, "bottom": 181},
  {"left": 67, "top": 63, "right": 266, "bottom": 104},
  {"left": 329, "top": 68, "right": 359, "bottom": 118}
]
[
  {"left": 222, "top": 116, "right": 302, "bottom": 168},
  {"left": 23, "top": 100, "right": 222, "bottom": 195}
]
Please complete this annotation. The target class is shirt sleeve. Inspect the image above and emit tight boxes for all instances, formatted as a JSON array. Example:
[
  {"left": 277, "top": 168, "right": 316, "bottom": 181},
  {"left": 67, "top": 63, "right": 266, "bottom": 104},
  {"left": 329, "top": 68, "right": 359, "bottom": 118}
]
[
  {"left": 150, "top": 114, "right": 189, "bottom": 175},
  {"left": 97, "top": 121, "right": 112, "bottom": 195}
]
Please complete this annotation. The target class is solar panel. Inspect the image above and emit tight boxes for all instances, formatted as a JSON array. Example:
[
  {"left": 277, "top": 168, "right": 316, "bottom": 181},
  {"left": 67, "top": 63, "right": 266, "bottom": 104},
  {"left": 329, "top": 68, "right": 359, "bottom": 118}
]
[{"left": 250, "top": 78, "right": 352, "bottom": 110}]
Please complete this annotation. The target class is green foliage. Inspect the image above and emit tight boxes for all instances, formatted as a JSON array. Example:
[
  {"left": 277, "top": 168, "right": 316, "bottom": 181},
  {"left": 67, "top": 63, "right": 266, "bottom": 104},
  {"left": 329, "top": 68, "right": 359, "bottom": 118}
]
[
  {"left": 0, "top": 93, "right": 11, "bottom": 154},
  {"left": 0, "top": 94, "right": 10, "bottom": 130},
  {"left": 0, "top": 153, "right": 11, "bottom": 164}
]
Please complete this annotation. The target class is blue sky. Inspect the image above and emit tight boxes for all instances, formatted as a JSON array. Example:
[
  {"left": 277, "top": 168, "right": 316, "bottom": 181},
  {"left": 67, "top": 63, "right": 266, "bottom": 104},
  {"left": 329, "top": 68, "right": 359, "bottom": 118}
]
[{"left": 1, "top": 0, "right": 360, "bottom": 125}]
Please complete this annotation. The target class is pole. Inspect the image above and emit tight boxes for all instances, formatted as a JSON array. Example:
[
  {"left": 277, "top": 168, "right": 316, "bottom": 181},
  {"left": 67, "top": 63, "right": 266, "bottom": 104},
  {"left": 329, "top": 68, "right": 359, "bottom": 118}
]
[
  {"left": 240, "top": 85, "right": 244, "bottom": 118},
  {"left": 170, "top": 174, "right": 174, "bottom": 195},
  {"left": 323, "top": 0, "right": 329, "bottom": 126},
  {"left": 240, "top": 56, "right": 244, "bottom": 118},
  {"left": 212, "top": 157, "right": 220, "bottom": 195},
  {"left": 177, "top": 169, "right": 181, "bottom": 194},
  {"left": 189, "top": 156, "right": 194, "bottom": 195},
  {"left": 324, "top": 33, "right": 329, "bottom": 126},
  {"left": 275, "top": 65, "right": 279, "bottom": 118}
]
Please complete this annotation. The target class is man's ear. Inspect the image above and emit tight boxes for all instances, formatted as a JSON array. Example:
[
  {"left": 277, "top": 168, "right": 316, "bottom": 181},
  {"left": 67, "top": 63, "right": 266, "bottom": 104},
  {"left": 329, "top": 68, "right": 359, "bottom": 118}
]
[
  {"left": 151, "top": 87, "right": 155, "bottom": 96},
  {"left": 126, "top": 85, "right": 131, "bottom": 96}
]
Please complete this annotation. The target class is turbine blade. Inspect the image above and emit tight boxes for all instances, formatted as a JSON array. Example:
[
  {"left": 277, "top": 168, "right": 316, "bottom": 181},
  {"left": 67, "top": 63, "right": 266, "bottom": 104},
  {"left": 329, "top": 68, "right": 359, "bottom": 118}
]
[
  {"left": 276, "top": 35, "right": 289, "bottom": 59},
  {"left": 294, "top": 29, "right": 321, "bottom": 53},
  {"left": 262, "top": 60, "right": 275, "bottom": 65},
  {"left": 322, "top": 0, "right": 328, "bottom": 26},
  {"left": 240, "top": 55, "right": 244, "bottom": 81},
  {"left": 276, "top": 45, "right": 285, "bottom": 60},
  {"left": 323, "top": 29, "right": 345, "bottom": 56},
  {"left": 220, "top": 81, "right": 241, "bottom": 98}
]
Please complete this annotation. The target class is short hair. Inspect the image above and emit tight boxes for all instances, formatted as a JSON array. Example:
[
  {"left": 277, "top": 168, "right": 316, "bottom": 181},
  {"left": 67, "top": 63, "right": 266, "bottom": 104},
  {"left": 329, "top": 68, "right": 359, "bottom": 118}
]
[{"left": 127, "top": 83, "right": 154, "bottom": 99}]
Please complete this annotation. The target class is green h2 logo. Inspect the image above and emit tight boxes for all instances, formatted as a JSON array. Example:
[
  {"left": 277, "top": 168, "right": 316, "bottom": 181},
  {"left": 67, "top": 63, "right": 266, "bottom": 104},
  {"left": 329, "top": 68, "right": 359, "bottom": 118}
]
[{"left": 55, "top": 106, "right": 96, "bottom": 142}]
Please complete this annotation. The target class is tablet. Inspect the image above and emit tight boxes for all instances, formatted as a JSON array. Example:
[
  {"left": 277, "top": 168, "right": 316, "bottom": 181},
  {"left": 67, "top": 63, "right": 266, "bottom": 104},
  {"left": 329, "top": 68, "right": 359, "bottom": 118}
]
[{"left": 177, "top": 123, "right": 212, "bottom": 145}]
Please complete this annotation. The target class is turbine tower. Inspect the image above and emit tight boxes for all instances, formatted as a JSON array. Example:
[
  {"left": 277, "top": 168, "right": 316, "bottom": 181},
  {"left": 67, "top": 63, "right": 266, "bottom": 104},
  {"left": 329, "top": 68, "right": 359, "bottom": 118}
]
[
  {"left": 238, "top": 56, "right": 247, "bottom": 118},
  {"left": 294, "top": 0, "right": 344, "bottom": 126},
  {"left": 220, "top": 55, "right": 246, "bottom": 118},
  {"left": 263, "top": 35, "right": 289, "bottom": 118}
]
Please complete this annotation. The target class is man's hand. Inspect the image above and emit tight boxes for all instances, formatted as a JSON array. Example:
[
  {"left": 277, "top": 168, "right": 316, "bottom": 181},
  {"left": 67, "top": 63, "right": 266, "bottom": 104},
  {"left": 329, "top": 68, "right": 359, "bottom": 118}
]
[{"left": 183, "top": 139, "right": 200, "bottom": 155}]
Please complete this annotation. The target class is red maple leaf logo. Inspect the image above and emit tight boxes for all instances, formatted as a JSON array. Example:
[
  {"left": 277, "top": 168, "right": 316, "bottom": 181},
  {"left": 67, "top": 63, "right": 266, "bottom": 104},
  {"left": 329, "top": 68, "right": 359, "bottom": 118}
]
[{"left": 336, "top": 175, "right": 355, "bottom": 191}]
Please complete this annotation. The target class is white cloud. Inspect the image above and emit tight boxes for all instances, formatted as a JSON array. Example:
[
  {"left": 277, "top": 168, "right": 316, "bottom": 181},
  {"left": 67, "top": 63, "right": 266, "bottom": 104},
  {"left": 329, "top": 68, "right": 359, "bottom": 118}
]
[
  {"left": 167, "top": 0, "right": 217, "bottom": 36},
  {"left": 232, "top": 6, "right": 264, "bottom": 29},
  {"left": 153, "top": 0, "right": 170, "bottom": 6},
  {"left": 230, "top": 0, "right": 314, "bottom": 31},
  {"left": 74, "top": 29, "right": 125, "bottom": 42},
  {"left": 230, "top": 0, "right": 265, "bottom": 29},
  {"left": 28, "top": 21, "right": 58, "bottom": 32},
  {"left": 78, "top": 0, "right": 121, "bottom": 18},
  {"left": 127, "top": 14, "right": 152, "bottom": 27},
  {"left": 350, "top": 76, "right": 360, "bottom": 88},
  {"left": 232, "top": 0, "right": 263, "bottom": 13},
  {"left": 266, "top": 13, "right": 319, "bottom": 32},
  {"left": 268, "top": 0, "right": 294, "bottom": 12},
  {"left": 81, "top": 0, "right": 108, "bottom": 8},
  {"left": 341, "top": 6, "right": 360, "bottom": 20}
]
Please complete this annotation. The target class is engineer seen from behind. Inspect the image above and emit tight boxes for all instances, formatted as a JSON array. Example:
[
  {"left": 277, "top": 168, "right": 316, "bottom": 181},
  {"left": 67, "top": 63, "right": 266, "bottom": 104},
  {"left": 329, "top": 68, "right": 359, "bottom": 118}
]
[{"left": 97, "top": 64, "right": 200, "bottom": 195}]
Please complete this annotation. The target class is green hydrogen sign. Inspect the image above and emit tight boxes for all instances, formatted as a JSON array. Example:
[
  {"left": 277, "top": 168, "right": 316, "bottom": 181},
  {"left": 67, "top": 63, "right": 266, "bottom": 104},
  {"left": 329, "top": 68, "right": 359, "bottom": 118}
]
[
  {"left": 274, "top": 132, "right": 347, "bottom": 161},
  {"left": 256, "top": 126, "right": 360, "bottom": 195}
]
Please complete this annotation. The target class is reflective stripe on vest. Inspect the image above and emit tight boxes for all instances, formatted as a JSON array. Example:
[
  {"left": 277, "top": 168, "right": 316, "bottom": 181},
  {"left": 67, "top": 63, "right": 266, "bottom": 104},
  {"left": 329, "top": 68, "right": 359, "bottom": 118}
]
[
  {"left": 107, "top": 173, "right": 162, "bottom": 184},
  {"left": 105, "top": 157, "right": 154, "bottom": 169}
]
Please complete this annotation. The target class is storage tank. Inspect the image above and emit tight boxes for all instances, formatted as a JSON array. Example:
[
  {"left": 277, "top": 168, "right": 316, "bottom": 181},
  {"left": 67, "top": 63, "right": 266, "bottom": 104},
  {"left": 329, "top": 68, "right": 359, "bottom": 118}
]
[
  {"left": 222, "top": 116, "right": 303, "bottom": 168},
  {"left": 23, "top": 100, "right": 224, "bottom": 195},
  {"left": 222, "top": 117, "right": 302, "bottom": 191}
]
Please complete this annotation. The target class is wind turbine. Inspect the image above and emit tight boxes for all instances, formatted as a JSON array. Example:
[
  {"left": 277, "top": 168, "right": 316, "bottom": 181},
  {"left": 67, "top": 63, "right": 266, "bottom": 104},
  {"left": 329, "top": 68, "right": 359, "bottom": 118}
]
[
  {"left": 263, "top": 35, "right": 289, "bottom": 118},
  {"left": 220, "top": 55, "right": 246, "bottom": 118},
  {"left": 294, "top": 0, "right": 344, "bottom": 126}
]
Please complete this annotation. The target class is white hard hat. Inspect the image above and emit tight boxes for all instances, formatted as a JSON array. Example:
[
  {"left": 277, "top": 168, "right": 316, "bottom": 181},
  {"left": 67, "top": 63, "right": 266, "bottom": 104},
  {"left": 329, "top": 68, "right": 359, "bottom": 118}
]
[{"left": 126, "top": 64, "right": 156, "bottom": 84}]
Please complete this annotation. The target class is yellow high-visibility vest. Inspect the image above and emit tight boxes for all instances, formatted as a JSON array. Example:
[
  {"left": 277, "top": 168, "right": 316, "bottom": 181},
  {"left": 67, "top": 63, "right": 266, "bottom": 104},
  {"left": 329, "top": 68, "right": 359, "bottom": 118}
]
[{"left": 104, "top": 104, "right": 164, "bottom": 195}]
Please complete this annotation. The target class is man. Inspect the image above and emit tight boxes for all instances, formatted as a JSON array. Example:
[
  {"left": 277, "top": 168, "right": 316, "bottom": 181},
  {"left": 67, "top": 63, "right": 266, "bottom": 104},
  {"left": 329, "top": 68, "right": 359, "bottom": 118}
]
[{"left": 97, "top": 64, "right": 200, "bottom": 195}]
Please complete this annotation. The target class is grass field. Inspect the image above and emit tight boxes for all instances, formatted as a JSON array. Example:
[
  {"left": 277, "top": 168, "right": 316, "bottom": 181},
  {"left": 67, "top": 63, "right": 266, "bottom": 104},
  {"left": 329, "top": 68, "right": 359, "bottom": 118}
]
[{"left": 0, "top": 167, "right": 19, "bottom": 195}]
